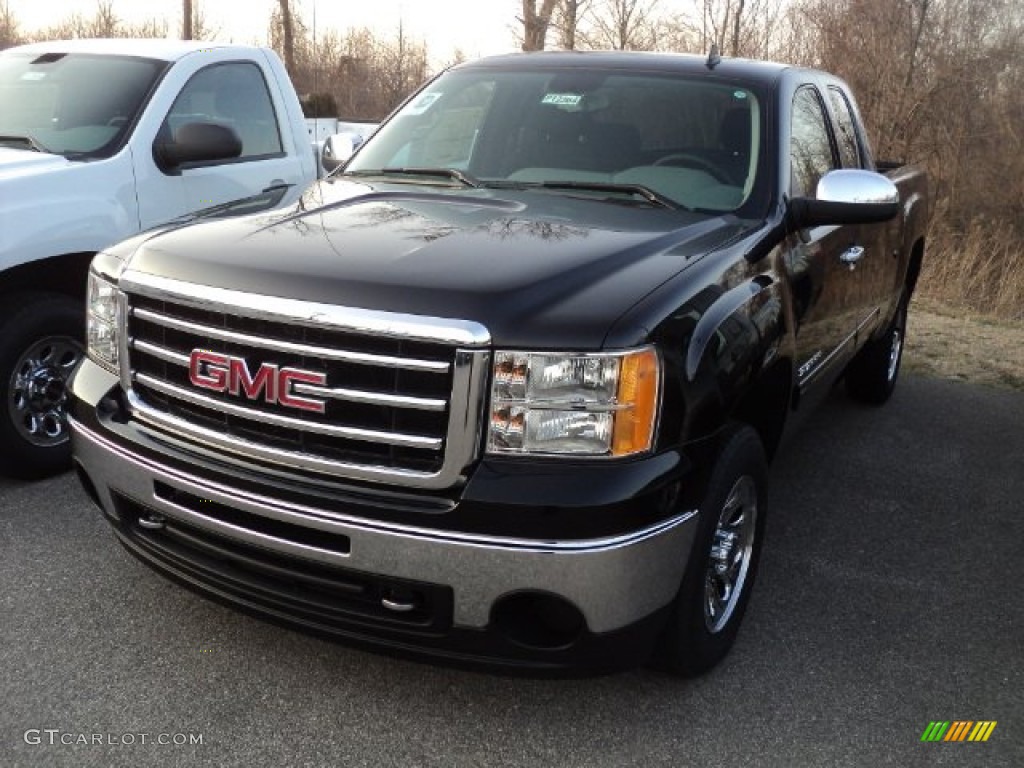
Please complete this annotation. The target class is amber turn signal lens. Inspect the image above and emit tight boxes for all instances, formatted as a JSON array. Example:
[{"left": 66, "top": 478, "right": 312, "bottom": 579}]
[{"left": 612, "top": 348, "right": 660, "bottom": 456}]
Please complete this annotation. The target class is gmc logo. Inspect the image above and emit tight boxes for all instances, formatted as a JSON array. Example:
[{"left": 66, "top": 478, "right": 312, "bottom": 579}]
[{"left": 188, "top": 350, "right": 327, "bottom": 414}]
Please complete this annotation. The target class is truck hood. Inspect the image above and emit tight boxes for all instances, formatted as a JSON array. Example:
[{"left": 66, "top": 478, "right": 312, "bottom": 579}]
[
  {"left": 0, "top": 148, "right": 70, "bottom": 180},
  {"left": 125, "top": 179, "right": 753, "bottom": 349}
]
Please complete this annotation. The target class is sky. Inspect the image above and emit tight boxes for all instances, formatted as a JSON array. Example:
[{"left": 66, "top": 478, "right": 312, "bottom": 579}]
[{"left": 4, "top": 0, "right": 529, "bottom": 61}]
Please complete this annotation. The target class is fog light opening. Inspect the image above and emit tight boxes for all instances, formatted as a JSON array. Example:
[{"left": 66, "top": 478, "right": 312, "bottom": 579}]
[{"left": 491, "top": 591, "right": 586, "bottom": 651}]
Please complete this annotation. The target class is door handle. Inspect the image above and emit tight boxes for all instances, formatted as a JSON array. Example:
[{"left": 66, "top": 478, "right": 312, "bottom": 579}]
[
  {"left": 263, "top": 179, "right": 287, "bottom": 192},
  {"left": 840, "top": 246, "right": 865, "bottom": 270}
]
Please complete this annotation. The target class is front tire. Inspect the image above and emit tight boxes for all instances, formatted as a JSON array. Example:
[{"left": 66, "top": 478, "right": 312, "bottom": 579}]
[
  {"left": 655, "top": 425, "right": 768, "bottom": 676},
  {"left": 0, "top": 293, "right": 85, "bottom": 480}
]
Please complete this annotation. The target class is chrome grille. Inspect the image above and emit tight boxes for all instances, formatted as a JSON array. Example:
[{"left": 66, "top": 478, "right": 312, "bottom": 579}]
[{"left": 118, "top": 272, "right": 490, "bottom": 489}]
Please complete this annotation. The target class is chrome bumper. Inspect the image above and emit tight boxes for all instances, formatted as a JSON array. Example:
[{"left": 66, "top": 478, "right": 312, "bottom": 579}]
[{"left": 70, "top": 368, "right": 697, "bottom": 635}]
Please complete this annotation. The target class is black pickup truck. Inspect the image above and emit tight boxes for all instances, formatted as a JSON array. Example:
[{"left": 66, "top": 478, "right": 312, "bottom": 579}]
[{"left": 69, "top": 51, "right": 927, "bottom": 675}]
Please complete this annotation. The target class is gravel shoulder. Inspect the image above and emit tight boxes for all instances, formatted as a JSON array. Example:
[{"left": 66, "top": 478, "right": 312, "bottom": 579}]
[{"left": 904, "top": 298, "right": 1024, "bottom": 391}]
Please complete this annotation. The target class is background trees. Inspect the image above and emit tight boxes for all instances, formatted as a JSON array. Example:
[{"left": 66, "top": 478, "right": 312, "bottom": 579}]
[{"left": 779, "top": 0, "right": 1024, "bottom": 317}]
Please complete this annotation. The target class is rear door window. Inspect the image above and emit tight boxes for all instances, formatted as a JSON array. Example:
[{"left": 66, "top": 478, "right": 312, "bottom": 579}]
[{"left": 827, "top": 87, "right": 862, "bottom": 169}]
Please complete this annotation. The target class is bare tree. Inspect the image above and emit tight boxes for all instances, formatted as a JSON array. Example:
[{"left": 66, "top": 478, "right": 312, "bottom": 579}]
[
  {"left": 520, "top": 0, "right": 561, "bottom": 51},
  {"left": 444, "top": 48, "right": 469, "bottom": 68},
  {"left": 783, "top": 0, "right": 1024, "bottom": 315},
  {"left": 279, "top": 0, "right": 295, "bottom": 74},
  {"left": 182, "top": 0, "right": 192, "bottom": 39},
  {"left": 378, "top": 20, "right": 429, "bottom": 110},
  {"left": 88, "top": 0, "right": 119, "bottom": 37},
  {"left": 653, "top": 9, "right": 702, "bottom": 53},
  {"left": 188, "top": 4, "right": 219, "bottom": 41},
  {"left": 554, "top": 0, "right": 594, "bottom": 50},
  {"left": 1, "top": 0, "right": 21, "bottom": 49},
  {"left": 29, "top": 1, "right": 166, "bottom": 41},
  {"left": 268, "top": 6, "right": 431, "bottom": 121},
  {"left": 693, "top": 0, "right": 783, "bottom": 57},
  {"left": 580, "top": 0, "right": 660, "bottom": 51}
]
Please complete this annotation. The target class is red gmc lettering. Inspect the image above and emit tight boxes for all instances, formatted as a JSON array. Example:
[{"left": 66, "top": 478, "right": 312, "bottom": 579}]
[
  {"left": 188, "top": 350, "right": 326, "bottom": 413},
  {"left": 228, "top": 359, "right": 278, "bottom": 403},
  {"left": 188, "top": 351, "right": 229, "bottom": 390},
  {"left": 278, "top": 369, "right": 328, "bottom": 413}
]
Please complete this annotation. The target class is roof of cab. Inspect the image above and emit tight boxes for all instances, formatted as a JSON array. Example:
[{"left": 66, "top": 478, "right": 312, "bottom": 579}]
[
  {"left": 1, "top": 38, "right": 261, "bottom": 62},
  {"left": 457, "top": 50, "right": 792, "bottom": 85}
]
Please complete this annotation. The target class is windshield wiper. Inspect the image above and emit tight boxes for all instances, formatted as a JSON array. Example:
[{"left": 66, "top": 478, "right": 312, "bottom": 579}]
[
  {"left": 346, "top": 167, "right": 481, "bottom": 188},
  {"left": 530, "top": 181, "right": 686, "bottom": 211},
  {"left": 0, "top": 133, "right": 51, "bottom": 153}
]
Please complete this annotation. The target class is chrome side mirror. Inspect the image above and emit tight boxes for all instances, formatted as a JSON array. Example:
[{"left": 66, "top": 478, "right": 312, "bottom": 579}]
[
  {"left": 790, "top": 169, "right": 899, "bottom": 228},
  {"left": 321, "top": 133, "right": 357, "bottom": 175},
  {"left": 817, "top": 169, "right": 898, "bottom": 206}
]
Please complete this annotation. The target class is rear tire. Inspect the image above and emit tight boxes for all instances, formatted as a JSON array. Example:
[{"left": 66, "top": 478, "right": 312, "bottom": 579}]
[
  {"left": 655, "top": 424, "right": 768, "bottom": 677},
  {"left": 0, "top": 293, "right": 85, "bottom": 480},
  {"left": 846, "top": 294, "right": 908, "bottom": 405}
]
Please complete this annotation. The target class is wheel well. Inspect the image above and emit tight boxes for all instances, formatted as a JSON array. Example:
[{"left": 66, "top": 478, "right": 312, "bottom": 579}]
[
  {"left": 905, "top": 238, "right": 925, "bottom": 298},
  {"left": 730, "top": 359, "right": 792, "bottom": 464},
  {"left": 0, "top": 253, "right": 94, "bottom": 306}
]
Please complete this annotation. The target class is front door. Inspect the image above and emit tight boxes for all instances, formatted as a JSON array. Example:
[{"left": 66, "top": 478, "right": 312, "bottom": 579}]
[{"left": 134, "top": 60, "right": 305, "bottom": 230}]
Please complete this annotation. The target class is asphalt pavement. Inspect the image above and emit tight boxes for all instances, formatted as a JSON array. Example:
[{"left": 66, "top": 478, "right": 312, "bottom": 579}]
[{"left": 1, "top": 375, "right": 1021, "bottom": 767}]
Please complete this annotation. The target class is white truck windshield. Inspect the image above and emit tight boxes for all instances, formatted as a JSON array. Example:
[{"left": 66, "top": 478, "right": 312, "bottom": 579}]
[{"left": 0, "top": 52, "right": 165, "bottom": 157}]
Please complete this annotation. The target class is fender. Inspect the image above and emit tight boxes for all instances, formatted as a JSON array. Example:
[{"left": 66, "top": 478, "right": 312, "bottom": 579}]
[
  {"left": 0, "top": 153, "right": 140, "bottom": 272},
  {"left": 685, "top": 275, "right": 776, "bottom": 381},
  {"left": 675, "top": 273, "right": 790, "bottom": 455}
]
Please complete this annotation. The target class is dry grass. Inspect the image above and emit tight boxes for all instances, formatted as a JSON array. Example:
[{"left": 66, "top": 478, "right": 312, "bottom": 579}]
[
  {"left": 904, "top": 297, "right": 1024, "bottom": 391},
  {"left": 901, "top": 219, "right": 1024, "bottom": 391},
  {"left": 916, "top": 219, "right": 1024, "bottom": 323}
]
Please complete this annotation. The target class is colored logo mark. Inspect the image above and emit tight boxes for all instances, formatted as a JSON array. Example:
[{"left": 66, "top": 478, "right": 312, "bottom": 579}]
[{"left": 920, "top": 721, "right": 997, "bottom": 742}]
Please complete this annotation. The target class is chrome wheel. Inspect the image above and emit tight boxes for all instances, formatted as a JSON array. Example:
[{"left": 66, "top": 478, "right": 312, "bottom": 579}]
[
  {"left": 8, "top": 336, "right": 83, "bottom": 447},
  {"left": 656, "top": 425, "right": 766, "bottom": 676},
  {"left": 704, "top": 474, "right": 758, "bottom": 634},
  {"left": 887, "top": 308, "right": 905, "bottom": 383}
]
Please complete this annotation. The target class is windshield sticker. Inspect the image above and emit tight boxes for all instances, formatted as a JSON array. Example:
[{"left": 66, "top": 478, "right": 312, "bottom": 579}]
[
  {"left": 21, "top": 72, "right": 47, "bottom": 81},
  {"left": 541, "top": 93, "right": 583, "bottom": 107},
  {"left": 406, "top": 92, "right": 442, "bottom": 115}
]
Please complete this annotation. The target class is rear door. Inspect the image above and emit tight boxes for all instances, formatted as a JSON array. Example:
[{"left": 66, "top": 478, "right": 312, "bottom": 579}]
[{"left": 825, "top": 85, "right": 902, "bottom": 333}]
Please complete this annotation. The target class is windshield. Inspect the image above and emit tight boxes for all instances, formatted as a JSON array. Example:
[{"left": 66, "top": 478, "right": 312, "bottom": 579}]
[
  {"left": 348, "top": 65, "right": 766, "bottom": 214},
  {"left": 0, "top": 52, "right": 166, "bottom": 158}
]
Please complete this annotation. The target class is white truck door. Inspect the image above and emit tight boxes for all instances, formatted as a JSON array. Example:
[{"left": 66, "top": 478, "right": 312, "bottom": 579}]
[
  {"left": 171, "top": 61, "right": 309, "bottom": 212},
  {"left": 131, "top": 53, "right": 307, "bottom": 229}
]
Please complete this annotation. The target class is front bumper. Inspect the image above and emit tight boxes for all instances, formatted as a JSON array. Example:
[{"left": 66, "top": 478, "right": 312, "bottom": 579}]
[{"left": 70, "top": 360, "right": 698, "bottom": 672}]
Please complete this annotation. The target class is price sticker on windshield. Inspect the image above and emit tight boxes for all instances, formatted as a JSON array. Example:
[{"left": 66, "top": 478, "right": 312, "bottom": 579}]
[
  {"left": 406, "top": 92, "right": 442, "bottom": 115},
  {"left": 541, "top": 93, "right": 583, "bottom": 107}
]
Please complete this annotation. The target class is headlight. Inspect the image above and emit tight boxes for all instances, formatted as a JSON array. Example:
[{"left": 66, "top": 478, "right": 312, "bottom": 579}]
[
  {"left": 86, "top": 268, "right": 120, "bottom": 374},
  {"left": 488, "top": 348, "right": 660, "bottom": 457}
]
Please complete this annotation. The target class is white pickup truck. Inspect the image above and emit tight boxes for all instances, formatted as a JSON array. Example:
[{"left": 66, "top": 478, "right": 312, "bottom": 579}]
[{"left": 0, "top": 38, "right": 319, "bottom": 478}]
